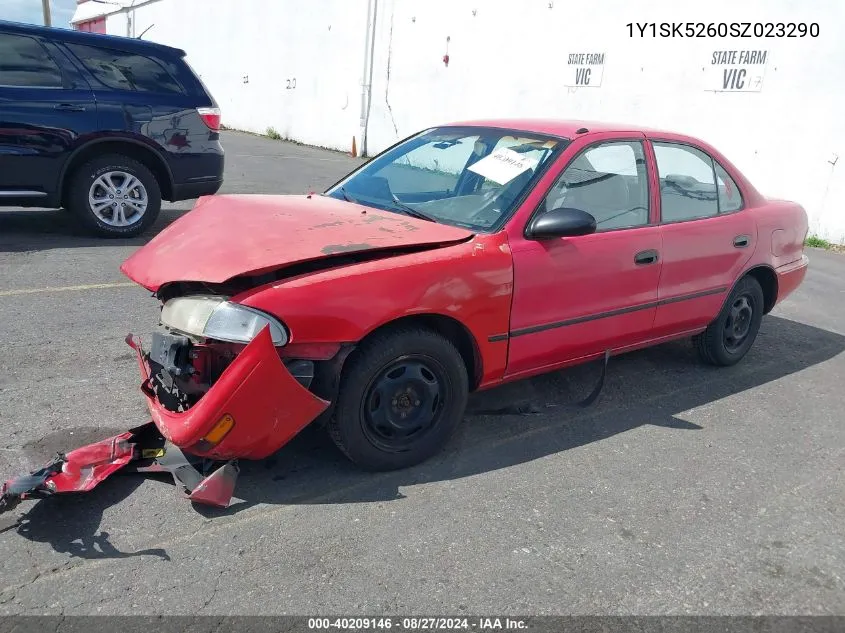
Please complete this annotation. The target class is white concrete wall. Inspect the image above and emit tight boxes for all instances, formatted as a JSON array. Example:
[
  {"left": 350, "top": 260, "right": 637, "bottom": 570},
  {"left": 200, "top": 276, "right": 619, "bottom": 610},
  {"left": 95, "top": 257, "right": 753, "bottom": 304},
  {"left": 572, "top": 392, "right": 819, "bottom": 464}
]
[{"left": 104, "top": 0, "right": 845, "bottom": 242}]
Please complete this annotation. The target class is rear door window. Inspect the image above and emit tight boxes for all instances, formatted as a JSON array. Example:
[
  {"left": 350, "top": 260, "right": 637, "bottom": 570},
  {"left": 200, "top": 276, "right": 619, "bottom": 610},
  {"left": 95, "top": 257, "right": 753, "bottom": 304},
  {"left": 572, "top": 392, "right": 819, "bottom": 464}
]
[
  {"left": 653, "top": 142, "right": 719, "bottom": 222},
  {"left": 0, "top": 33, "right": 63, "bottom": 88},
  {"left": 66, "top": 43, "right": 184, "bottom": 94}
]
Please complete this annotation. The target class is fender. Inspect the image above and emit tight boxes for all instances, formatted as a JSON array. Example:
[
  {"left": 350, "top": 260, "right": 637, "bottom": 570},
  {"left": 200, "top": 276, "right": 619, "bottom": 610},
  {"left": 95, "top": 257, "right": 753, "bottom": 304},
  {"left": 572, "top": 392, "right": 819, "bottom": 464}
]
[
  {"left": 235, "top": 232, "right": 515, "bottom": 386},
  {"left": 56, "top": 134, "right": 174, "bottom": 197}
]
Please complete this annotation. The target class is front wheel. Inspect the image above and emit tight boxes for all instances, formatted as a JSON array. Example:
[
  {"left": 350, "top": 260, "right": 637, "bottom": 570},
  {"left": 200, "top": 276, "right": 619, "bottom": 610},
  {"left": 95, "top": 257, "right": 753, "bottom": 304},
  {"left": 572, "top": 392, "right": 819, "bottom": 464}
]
[
  {"left": 328, "top": 327, "right": 469, "bottom": 471},
  {"left": 694, "top": 275, "right": 765, "bottom": 366}
]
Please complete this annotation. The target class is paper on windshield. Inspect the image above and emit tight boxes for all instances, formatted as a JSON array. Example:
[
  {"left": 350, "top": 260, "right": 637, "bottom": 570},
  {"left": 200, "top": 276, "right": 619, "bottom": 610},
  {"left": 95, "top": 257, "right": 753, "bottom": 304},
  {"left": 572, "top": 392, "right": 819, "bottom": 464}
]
[{"left": 467, "top": 148, "right": 539, "bottom": 185}]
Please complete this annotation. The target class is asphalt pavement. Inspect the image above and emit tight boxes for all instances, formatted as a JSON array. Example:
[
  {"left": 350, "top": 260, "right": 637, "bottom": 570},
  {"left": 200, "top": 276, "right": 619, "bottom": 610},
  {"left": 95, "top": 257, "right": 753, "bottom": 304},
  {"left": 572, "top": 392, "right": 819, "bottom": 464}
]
[{"left": 0, "top": 131, "right": 842, "bottom": 615}]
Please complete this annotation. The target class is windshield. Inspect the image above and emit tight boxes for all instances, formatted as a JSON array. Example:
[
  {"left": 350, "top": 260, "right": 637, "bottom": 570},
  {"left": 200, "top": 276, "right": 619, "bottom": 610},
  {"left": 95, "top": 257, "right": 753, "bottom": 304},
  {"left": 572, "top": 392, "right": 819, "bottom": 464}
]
[{"left": 325, "top": 126, "right": 567, "bottom": 231}]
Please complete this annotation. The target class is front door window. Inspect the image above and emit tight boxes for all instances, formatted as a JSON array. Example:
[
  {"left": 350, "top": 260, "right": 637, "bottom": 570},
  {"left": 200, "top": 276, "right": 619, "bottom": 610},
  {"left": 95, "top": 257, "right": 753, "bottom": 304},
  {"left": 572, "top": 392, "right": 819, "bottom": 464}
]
[{"left": 542, "top": 140, "right": 650, "bottom": 231}]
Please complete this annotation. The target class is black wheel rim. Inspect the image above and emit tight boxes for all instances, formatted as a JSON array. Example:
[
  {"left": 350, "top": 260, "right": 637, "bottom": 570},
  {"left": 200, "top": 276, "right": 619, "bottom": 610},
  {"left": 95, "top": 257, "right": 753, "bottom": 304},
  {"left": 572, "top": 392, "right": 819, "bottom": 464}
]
[
  {"left": 360, "top": 354, "right": 449, "bottom": 453},
  {"left": 724, "top": 293, "right": 754, "bottom": 352}
]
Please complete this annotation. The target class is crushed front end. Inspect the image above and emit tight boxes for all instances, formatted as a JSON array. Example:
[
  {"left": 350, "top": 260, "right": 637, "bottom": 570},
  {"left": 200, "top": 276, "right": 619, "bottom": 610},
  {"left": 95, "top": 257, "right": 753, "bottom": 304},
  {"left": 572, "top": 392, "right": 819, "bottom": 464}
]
[
  {"left": 131, "top": 307, "right": 330, "bottom": 462},
  {"left": 1, "top": 294, "right": 331, "bottom": 517}
]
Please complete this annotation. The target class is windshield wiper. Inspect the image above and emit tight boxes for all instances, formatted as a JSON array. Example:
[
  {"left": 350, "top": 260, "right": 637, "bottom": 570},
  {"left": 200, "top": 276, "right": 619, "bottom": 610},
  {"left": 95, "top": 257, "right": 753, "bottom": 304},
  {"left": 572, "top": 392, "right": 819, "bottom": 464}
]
[
  {"left": 338, "top": 186, "right": 358, "bottom": 204},
  {"left": 390, "top": 194, "right": 437, "bottom": 223},
  {"left": 338, "top": 187, "right": 437, "bottom": 223}
]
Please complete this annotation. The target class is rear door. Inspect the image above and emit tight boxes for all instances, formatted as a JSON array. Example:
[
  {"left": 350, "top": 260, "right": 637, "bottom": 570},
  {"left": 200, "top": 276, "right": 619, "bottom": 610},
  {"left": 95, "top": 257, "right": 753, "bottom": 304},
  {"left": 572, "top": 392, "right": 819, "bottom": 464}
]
[
  {"left": 649, "top": 139, "right": 756, "bottom": 337},
  {"left": 61, "top": 42, "right": 217, "bottom": 185},
  {"left": 0, "top": 31, "right": 97, "bottom": 198}
]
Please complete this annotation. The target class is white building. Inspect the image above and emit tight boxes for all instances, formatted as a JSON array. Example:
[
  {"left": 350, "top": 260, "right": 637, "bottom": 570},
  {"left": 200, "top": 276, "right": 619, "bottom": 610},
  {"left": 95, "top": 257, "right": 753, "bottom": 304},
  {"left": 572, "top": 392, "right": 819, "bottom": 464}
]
[{"left": 73, "top": 0, "right": 845, "bottom": 243}]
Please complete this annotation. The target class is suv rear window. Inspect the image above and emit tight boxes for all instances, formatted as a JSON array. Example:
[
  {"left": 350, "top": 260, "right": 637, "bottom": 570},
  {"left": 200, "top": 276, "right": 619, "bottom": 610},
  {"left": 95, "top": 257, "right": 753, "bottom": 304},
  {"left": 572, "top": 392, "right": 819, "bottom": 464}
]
[
  {"left": 0, "top": 33, "right": 63, "bottom": 88},
  {"left": 66, "top": 43, "right": 184, "bottom": 94}
]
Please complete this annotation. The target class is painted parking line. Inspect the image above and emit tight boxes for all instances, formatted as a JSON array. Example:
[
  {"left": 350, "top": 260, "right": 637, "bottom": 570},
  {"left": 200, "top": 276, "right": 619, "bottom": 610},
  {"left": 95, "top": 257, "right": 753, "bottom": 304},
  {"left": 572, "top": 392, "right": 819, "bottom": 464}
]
[
  {"left": 0, "top": 282, "right": 137, "bottom": 297},
  {"left": 232, "top": 153, "right": 357, "bottom": 163}
]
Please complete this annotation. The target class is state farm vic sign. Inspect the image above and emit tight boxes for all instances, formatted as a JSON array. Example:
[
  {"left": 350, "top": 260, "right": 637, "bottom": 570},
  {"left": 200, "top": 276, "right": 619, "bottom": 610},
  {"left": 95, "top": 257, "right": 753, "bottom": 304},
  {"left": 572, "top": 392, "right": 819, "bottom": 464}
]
[
  {"left": 707, "top": 49, "right": 769, "bottom": 92},
  {"left": 564, "top": 52, "right": 606, "bottom": 88}
]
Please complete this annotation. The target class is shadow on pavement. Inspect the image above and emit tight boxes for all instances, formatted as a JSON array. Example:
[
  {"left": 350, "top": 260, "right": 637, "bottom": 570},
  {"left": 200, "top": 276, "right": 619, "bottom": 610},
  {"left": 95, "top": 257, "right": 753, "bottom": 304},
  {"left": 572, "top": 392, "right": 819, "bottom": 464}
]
[
  {"left": 0, "top": 205, "right": 193, "bottom": 253},
  {"left": 213, "top": 315, "right": 845, "bottom": 513},
  {"left": 9, "top": 315, "right": 844, "bottom": 554},
  {"left": 12, "top": 479, "right": 171, "bottom": 561}
]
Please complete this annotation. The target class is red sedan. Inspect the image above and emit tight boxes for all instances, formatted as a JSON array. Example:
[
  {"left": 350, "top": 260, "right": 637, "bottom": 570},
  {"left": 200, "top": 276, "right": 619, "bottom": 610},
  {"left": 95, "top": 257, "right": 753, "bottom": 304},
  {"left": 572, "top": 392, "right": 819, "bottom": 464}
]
[{"left": 1, "top": 119, "right": 810, "bottom": 511}]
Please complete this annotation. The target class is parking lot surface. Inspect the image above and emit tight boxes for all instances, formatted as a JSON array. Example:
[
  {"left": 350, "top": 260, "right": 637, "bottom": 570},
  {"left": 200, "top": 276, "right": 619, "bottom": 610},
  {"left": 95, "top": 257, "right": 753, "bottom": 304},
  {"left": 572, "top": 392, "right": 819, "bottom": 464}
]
[{"left": 0, "top": 131, "right": 843, "bottom": 615}]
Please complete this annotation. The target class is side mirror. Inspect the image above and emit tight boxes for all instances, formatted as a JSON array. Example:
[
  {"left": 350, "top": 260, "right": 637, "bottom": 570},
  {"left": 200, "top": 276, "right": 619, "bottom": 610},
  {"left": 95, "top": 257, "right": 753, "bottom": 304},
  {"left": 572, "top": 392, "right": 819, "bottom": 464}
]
[{"left": 526, "top": 207, "right": 597, "bottom": 240}]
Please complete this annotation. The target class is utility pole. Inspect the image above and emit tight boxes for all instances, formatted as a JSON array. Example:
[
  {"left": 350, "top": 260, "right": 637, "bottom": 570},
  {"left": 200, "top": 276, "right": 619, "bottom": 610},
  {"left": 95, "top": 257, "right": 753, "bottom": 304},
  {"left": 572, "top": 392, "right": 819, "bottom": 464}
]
[{"left": 41, "top": 0, "right": 52, "bottom": 27}]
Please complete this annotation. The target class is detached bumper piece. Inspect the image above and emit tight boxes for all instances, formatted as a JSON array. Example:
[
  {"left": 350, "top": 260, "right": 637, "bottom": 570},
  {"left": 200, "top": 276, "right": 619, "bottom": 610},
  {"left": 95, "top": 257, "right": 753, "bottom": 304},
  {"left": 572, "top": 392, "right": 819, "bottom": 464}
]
[{"left": 0, "top": 422, "right": 239, "bottom": 517}]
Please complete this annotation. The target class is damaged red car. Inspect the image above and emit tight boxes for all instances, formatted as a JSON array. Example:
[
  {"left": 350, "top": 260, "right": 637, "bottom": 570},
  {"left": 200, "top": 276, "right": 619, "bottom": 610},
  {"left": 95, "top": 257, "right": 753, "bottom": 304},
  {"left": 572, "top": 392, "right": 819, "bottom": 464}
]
[{"left": 2, "top": 119, "right": 810, "bottom": 512}]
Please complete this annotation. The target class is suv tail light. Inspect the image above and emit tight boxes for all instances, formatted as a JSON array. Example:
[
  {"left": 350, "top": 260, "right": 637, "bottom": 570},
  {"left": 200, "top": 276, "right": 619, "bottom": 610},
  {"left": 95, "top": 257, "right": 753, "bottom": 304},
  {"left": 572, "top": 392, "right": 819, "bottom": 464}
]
[{"left": 197, "top": 107, "right": 221, "bottom": 131}]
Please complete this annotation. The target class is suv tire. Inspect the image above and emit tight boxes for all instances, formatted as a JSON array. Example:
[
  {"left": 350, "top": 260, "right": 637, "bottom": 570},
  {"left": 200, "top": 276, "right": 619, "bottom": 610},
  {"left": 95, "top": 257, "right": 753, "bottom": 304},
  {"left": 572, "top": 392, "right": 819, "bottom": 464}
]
[{"left": 66, "top": 154, "right": 161, "bottom": 238}]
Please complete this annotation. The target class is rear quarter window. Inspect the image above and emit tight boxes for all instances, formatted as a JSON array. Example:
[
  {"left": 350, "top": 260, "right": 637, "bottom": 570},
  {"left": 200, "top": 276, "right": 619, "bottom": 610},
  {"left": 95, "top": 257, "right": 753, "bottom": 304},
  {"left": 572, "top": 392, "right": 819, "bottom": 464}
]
[
  {"left": 715, "top": 162, "right": 743, "bottom": 212},
  {"left": 66, "top": 43, "right": 184, "bottom": 94}
]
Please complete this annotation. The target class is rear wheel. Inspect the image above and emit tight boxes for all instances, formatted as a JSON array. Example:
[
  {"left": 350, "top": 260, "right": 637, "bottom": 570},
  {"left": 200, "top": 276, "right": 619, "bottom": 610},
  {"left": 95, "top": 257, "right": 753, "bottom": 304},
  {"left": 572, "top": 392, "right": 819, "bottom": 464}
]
[
  {"left": 66, "top": 154, "right": 161, "bottom": 238},
  {"left": 694, "top": 276, "right": 764, "bottom": 366},
  {"left": 328, "top": 327, "right": 469, "bottom": 471}
]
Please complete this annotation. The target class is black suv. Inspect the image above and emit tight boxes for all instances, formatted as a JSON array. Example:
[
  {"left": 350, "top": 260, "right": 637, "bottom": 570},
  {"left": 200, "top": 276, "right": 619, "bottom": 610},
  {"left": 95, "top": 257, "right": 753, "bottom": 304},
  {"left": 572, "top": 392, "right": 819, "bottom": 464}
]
[{"left": 0, "top": 21, "right": 224, "bottom": 237}]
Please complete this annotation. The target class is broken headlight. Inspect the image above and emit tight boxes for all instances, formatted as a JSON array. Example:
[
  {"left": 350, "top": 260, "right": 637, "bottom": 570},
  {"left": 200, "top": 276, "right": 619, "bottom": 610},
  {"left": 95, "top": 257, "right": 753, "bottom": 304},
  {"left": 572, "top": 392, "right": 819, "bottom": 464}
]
[{"left": 160, "top": 296, "right": 288, "bottom": 346}]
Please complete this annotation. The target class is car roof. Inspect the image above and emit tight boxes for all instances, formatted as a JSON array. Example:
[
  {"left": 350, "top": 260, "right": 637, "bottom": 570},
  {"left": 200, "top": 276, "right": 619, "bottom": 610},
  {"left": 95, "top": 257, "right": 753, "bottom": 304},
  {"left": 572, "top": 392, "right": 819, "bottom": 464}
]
[
  {"left": 441, "top": 118, "right": 687, "bottom": 140},
  {"left": 442, "top": 117, "right": 764, "bottom": 203},
  {"left": 0, "top": 20, "right": 186, "bottom": 57}
]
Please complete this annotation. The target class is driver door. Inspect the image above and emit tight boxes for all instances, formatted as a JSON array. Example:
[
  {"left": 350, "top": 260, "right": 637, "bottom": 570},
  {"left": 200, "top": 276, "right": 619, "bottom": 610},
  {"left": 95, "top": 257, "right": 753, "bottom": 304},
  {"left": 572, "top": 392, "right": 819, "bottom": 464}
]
[{"left": 505, "top": 134, "right": 663, "bottom": 377}]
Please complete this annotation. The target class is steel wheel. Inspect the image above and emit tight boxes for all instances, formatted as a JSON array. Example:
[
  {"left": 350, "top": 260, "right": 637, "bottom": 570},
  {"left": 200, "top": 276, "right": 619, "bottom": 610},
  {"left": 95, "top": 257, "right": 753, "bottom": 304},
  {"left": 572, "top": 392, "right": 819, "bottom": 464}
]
[
  {"left": 360, "top": 355, "right": 448, "bottom": 453},
  {"left": 694, "top": 275, "right": 765, "bottom": 367},
  {"left": 329, "top": 327, "right": 468, "bottom": 471},
  {"left": 723, "top": 294, "right": 754, "bottom": 352},
  {"left": 88, "top": 170, "right": 148, "bottom": 227}
]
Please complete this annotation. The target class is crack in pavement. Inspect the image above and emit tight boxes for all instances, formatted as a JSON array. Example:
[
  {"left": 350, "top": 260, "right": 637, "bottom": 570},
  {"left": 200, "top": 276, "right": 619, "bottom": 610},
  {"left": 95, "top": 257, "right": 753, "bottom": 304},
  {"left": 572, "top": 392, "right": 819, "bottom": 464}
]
[{"left": 198, "top": 570, "right": 226, "bottom": 614}]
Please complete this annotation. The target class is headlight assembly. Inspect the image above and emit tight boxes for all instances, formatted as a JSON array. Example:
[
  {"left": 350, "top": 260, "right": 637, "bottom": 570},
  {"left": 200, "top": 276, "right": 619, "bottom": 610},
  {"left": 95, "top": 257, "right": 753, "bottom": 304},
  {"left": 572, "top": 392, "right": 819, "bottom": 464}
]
[{"left": 160, "top": 296, "right": 288, "bottom": 346}]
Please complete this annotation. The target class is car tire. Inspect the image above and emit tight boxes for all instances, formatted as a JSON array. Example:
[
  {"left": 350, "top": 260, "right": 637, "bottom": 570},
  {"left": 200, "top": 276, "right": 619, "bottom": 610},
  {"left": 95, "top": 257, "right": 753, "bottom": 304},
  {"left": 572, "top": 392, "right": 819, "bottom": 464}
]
[
  {"left": 66, "top": 154, "right": 161, "bottom": 238},
  {"left": 328, "top": 327, "right": 469, "bottom": 471},
  {"left": 694, "top": 275, "right": 765, "bottom": 367}
]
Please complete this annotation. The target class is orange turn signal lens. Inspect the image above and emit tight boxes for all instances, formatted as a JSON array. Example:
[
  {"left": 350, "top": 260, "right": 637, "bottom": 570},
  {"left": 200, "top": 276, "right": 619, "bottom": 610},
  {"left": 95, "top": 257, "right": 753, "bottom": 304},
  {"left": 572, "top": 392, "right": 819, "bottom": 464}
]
[{"left": 201, "top": 414, "right": 235, "bottom": 447}]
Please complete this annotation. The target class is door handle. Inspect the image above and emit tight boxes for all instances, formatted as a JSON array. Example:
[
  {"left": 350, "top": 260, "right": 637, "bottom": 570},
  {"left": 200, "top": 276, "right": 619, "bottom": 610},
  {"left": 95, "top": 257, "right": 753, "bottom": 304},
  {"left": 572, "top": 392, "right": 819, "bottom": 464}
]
[
  {"left": 634, "top": 249, "right": 659, "bottom": 265},
  {"left": 733, "top": 235, "right": 750, "bottom": 248},
  {"left": 54, "top": 103, "right": 86, "bottom": 112}
]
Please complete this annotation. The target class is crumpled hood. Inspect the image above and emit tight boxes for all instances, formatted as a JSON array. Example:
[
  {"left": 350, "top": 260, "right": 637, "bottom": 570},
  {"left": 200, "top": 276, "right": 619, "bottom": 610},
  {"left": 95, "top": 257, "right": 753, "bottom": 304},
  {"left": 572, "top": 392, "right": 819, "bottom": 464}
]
[{"left": 120, "top": 194, "right": 474, "bottom": 291}]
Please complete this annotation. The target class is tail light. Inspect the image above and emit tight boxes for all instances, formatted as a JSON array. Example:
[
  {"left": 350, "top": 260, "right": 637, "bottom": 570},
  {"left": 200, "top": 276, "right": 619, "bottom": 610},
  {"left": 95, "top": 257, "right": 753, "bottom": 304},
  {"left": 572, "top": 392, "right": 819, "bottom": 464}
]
[{"left": 197, "top": 107, "right": 221, "bottom": 131}]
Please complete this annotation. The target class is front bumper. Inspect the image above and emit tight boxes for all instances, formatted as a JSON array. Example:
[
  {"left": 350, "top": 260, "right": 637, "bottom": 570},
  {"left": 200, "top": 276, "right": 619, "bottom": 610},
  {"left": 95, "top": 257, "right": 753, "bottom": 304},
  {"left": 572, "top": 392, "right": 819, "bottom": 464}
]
[
  {"left": 0, "top": 326, "right": 328, "bottom": 516},
  {"left": 129, "top": 326, "right": 330, "bottom": 461}
]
